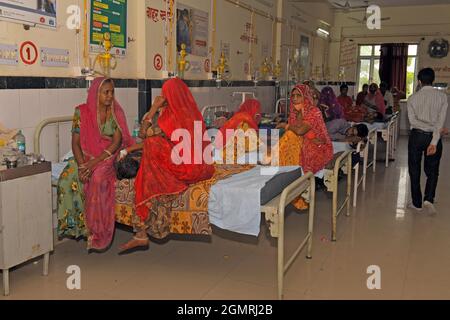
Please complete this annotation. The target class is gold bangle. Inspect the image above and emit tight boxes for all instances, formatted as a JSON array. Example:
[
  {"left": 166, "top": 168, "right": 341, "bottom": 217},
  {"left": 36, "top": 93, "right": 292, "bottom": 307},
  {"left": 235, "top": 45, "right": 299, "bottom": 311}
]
[{"left": 104, "top": 149, "right": 112, "bottom": 157}]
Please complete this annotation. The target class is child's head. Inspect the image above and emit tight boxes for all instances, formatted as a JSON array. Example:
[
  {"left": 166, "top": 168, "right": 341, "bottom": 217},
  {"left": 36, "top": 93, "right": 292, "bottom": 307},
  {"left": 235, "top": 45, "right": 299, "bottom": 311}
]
[{"left": 115, "top": 152, "right": 141, "bottom": 180}]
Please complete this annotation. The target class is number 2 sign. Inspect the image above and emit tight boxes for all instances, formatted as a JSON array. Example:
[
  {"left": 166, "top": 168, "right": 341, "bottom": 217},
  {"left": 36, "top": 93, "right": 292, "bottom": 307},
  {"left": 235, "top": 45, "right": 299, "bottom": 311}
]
[{"left": 20, "top": 41, "right": 38, "bottom": 65}]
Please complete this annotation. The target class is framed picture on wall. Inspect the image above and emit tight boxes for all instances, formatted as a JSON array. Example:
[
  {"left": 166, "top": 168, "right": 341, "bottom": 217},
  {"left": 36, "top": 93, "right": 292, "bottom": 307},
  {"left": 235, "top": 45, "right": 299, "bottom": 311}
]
[
  {"left": 89, "top": 0, "right": 127, "bottom": 56},
  {"left": 300, "top": 35, "right": 310, "bottom": 78},
  {"left": 177, "top": 3, "right": 209, "bottom": 57},
  {"left": 0, "top": 0, "right": 57, "bottom": 28}
]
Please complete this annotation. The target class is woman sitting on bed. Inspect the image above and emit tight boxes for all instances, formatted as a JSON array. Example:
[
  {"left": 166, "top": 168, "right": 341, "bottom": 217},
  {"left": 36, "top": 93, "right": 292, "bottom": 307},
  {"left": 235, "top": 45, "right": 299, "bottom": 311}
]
[
  {"left": 275, "top": 84, "right": 334, "bottom": 206},
  {"left": 215, "top": 99, "right": 262, "bottom": 164},
  {"left": 318, "top": 86, "right": 344, "bottom": 123},
  {"left": 362, "top": 83, "right": 386, "bottom": 122},
  {"left": 276, "top": 84, "right": 333, "bottom": 172},
  {"left": 57, "top": 77, "right": 133, "bottom": 251},
  {"left": 119, "top": 78, "right": 215, "bottom": 254}
]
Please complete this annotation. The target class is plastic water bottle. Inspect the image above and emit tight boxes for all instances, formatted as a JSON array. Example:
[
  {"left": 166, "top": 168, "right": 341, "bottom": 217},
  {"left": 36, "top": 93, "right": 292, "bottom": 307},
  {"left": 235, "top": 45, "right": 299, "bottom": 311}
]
[
  {"left": 132, "top": 119, "right": 140, "bottom": 138},
  {"left": 15, "top": 130, "right": 26, "bottom": 154},
  {"left": 205, "top": 111, "right": 213, "bottom": 128}
]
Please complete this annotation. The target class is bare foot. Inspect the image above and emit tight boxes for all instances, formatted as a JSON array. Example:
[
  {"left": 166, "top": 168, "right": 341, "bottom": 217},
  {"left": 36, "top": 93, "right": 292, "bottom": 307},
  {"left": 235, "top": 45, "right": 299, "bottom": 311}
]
[{"left": 118, "top": 236, "right": 149, "bottom": 255}]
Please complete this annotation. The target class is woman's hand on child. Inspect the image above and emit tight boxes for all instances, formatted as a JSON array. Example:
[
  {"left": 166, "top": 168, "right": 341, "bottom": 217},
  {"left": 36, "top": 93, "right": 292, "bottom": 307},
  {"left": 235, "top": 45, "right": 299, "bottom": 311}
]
[{"left": 118, "top": 149, "right": 128, "bottom": 161}]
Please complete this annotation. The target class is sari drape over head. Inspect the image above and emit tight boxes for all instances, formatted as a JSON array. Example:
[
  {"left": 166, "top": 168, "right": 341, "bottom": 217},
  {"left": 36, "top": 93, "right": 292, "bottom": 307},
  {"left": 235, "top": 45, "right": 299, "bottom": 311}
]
[
  {"left": 318, "top": 86, "right": 344, "bottom": 121},
  {"left": 216, "top": 99, "right": 261, "bottom": 149},
  {"left": 134, "top": 78, "right": 215, "bottom": 221}
]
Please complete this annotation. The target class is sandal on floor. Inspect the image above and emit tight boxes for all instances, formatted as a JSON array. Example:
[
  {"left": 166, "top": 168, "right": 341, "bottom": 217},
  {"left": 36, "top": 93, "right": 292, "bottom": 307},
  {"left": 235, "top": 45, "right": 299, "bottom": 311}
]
[{"left": 118, "top": 237, "right": 149, "bottom": 255}]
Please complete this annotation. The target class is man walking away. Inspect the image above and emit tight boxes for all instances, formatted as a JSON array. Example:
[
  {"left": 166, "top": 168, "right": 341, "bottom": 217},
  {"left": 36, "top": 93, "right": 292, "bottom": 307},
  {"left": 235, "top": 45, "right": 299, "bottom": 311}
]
[{"left": 407, "top": 68, "right": 448, "bottom": 214}]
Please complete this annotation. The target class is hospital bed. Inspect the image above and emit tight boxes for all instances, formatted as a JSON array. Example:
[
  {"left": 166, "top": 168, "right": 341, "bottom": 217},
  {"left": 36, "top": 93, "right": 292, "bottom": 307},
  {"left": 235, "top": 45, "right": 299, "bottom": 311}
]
[
  {"left": 350, "top": 112, "right": 400, "bottom": 168},
  {"left": 202, "top": 105, "right": 353, "bottom": 242},
  {"left": 34, "top": 116, "right": 316, "bottom": 300}
]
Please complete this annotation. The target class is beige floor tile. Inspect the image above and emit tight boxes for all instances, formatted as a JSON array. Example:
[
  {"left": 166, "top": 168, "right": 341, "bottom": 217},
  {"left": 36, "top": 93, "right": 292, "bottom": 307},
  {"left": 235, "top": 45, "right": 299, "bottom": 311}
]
[
  {"left": 2, "top": 137, "right": 450, "bottom": 300},
  {"left": 202, "top": 278, "right": 306, "bottom": 300}
]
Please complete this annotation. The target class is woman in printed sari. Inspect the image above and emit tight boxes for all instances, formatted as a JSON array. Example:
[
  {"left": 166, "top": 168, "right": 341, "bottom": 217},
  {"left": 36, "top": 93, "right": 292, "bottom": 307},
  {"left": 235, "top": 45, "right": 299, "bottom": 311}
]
[
  {"left": 318, "top": 86, "right": 344, "bottom": 122},
  {"left": 57, "top": 77, "right": 133, "bottom": 251},
  {"left": 215, "top": 99, "right": 262, "bottom": 164},
  {"left": 303, "top": 80, "right": 321, "bottom": 105},
  {"left": 277, "top": 84, "right": 334, "bottom": 173},
  {"left": 274, "top": 84, "right": 334, "bottom": 208},
  {"left": 119, "top": 78, "right": 215, "bottom": 253}
]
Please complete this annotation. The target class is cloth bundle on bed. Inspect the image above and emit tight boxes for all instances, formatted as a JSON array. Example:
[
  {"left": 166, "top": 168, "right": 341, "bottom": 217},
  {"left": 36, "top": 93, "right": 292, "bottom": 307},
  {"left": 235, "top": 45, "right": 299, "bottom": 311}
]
[{"left": 115, "top": 164, "right": 253, "bottom": 236}]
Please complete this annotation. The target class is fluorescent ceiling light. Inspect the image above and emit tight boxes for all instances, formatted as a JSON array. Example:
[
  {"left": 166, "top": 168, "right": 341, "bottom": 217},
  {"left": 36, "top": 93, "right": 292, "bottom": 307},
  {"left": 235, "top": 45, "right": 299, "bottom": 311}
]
[{"left": 317, "top": 28, "right": 330, "bottom": 36}]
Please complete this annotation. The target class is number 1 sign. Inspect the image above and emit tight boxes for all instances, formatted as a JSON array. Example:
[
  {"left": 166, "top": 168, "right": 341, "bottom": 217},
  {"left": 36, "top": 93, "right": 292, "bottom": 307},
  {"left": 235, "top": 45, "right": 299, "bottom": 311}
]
[{"left": 20, "top": 41, "right": 38, "bottom": 65}]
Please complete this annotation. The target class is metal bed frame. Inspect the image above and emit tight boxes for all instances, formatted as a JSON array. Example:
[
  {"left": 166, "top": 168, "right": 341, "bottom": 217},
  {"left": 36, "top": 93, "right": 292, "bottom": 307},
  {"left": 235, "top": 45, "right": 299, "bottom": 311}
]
[
  {"left": 352, "top": 128, "right": 377, "bottom": 207},
  {"left": 200, "top": 104, "right": 229, "bottom": 119},
  {"left": 261, "top": 172, "right": 315, "bottom": 300},
  {"left": 33, "top": 116, "right": 316, "bottom": 301},
  {"left": 379, "top": 112, "right": 400, "bottom": 168},
  {"left": 323, "top": 151, "right": 353, "bottom": 242},
  {"left": 205, "top": 105, "right": 354, "bottom": 242}
]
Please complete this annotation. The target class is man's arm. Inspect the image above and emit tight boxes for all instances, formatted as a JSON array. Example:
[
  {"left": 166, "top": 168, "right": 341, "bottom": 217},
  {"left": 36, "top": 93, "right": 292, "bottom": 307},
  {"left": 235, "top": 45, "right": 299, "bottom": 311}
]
[
  {"left": 407, "top": 97, "right": 421, "bottom": 130},
  {"left": 431, "top": 94, "right": 449, "bottom": 146}
]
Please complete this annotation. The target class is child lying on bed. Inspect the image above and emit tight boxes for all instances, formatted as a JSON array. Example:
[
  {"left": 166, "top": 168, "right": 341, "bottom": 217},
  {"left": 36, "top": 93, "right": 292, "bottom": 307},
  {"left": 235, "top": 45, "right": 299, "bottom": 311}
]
[{"left": 326, "top": 118, "right": 369, "bottom": 148}]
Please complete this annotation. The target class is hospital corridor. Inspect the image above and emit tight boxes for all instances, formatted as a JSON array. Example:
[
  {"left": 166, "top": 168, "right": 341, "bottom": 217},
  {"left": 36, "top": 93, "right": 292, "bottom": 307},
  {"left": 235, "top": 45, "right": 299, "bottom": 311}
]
[{"left": 0, "top": 0, "right": 449, "bottom": 302}]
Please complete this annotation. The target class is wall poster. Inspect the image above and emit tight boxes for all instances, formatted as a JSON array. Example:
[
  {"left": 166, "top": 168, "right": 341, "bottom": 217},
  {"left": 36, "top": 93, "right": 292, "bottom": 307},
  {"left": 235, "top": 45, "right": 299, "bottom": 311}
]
[
  {"left": 0, "top": 0, "right": 57, "bottom": 28},
  {"left": 177, "top": 3, "right": 209, "bottom": 57}
]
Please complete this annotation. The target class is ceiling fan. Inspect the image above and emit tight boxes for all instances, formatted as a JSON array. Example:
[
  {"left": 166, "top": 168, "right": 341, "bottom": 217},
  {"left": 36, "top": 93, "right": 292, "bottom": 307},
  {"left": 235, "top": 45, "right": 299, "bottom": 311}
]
[
  {"left": 348, "top": 9, "right": 391, "bottom": 24},
  {"left": 333, "top": 0, "right": 370, "bottom": 11}
]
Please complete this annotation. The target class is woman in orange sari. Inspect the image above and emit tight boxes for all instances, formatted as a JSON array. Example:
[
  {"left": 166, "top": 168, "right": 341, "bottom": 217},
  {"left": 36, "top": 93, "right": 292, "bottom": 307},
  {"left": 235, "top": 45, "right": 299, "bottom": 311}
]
[{"left": 119, "top": 78, "right": 215, "bottom": 253}]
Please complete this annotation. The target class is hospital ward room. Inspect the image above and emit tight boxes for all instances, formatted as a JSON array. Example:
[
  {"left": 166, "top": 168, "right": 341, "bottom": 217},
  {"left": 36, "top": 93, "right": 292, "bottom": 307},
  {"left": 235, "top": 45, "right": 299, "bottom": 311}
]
[{"left": 0, "top": 0, "right": 450, "bottom": 302}]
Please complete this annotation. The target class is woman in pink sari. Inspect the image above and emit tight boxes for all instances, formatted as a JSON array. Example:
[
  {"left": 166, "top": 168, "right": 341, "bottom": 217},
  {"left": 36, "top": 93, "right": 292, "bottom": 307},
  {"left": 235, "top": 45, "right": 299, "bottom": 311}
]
[{"left": 57, "top": 77, "right": 133, "bottom": 251}]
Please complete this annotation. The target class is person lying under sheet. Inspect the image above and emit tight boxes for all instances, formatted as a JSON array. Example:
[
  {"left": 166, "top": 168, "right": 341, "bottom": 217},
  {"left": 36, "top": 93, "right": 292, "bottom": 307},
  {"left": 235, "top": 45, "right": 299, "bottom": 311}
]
[{"left": 326, "top": 118, "right": 369, "bottom": 148}]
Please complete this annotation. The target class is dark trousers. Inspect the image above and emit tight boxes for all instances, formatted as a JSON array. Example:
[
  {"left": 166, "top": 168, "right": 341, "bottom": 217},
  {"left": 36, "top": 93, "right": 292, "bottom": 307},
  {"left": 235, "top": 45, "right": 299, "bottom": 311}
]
[{"left": 408, "top": 129, "right": 443, "bottom": 208}]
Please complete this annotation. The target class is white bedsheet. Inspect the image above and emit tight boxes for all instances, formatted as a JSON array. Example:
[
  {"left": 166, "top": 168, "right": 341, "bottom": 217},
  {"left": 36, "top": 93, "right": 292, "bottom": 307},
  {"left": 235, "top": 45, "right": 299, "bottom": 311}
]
[
  {"left": 208, "top": 166, "right": 300, "bottom": 237},
  {"left": 52, "top": 162, "right": 68, "bottom": 184},
  {"left": 354, "top": 122, "right": 388, "bottom": 131},
  {"left": 332, "top": 141, "right": 352, "bottom": 154}
]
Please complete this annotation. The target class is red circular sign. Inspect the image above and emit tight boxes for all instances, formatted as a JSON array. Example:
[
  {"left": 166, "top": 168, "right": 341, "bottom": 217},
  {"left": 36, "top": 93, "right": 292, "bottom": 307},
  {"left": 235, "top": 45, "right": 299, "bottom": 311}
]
[
  {"left": 153, "top": 54, "right": 163, "bottom": 71},
  {"left": 20, "top": 41, "right": 38, "bottom": 65},
  {"left": 204, "top": 59, "right": 210, "bottom": 72}
]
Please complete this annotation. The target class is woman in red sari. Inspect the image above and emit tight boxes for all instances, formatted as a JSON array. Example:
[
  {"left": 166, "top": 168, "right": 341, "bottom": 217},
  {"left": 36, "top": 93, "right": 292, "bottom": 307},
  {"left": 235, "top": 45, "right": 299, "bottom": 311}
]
[
  {"left": 218, "top": 99, "right": 261, "bottom": 143},
  {"left": 277, "top": 84, "right": 334, "bottom": 174},
  {"left": 215, "top": 99, "right": 261, "bottom": 163},
  {"left": 119, "top": 78, "right": 215, "bottom": 253}
]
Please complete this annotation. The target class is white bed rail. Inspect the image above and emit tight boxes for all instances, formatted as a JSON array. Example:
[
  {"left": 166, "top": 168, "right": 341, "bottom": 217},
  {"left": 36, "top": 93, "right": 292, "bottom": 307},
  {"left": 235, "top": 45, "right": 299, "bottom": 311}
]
[
  {"left": 261, "top": 171, "right": 315, "bottom": 300},
  {"left": 34, "top": 116, "right": 73, "bottom": 159}
]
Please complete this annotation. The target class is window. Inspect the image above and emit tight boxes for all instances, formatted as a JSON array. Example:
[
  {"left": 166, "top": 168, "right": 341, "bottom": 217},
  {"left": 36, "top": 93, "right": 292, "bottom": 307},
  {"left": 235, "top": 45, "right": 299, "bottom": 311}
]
[
  {"left": 357, "top": 45, "right": 380, "bottom": 92},
  {"left": 356, "top": 44, "right": 418, "bottom": 97},
  {"left": 406, "top": 44, "right": 418, "bottom": 97}
]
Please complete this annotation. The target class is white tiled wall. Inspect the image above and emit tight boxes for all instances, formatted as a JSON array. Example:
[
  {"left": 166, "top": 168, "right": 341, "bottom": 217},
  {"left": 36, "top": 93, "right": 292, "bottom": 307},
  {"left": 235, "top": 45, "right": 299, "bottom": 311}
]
[
  {"left": 0, "top": 87, "right": 139, "bottom": 163},
  {"left": 151, "top": 86, "right": 277, "bottom": 115}
]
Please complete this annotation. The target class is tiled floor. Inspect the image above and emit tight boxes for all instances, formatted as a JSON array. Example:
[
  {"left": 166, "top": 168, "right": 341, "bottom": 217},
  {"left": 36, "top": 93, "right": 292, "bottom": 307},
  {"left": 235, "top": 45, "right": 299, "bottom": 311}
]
[{"left": 2, "top": 137, "right": 450, "bottom": 300}]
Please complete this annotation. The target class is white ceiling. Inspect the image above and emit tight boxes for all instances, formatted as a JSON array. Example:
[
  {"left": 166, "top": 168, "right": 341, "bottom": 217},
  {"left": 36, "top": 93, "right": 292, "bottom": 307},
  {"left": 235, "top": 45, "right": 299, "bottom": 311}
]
[
  {"left": 289, "top": 0, "right": 450, "bottom": 7},
  {"left": 327, "top": 0, "right": 450, "bottom": 8}
]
